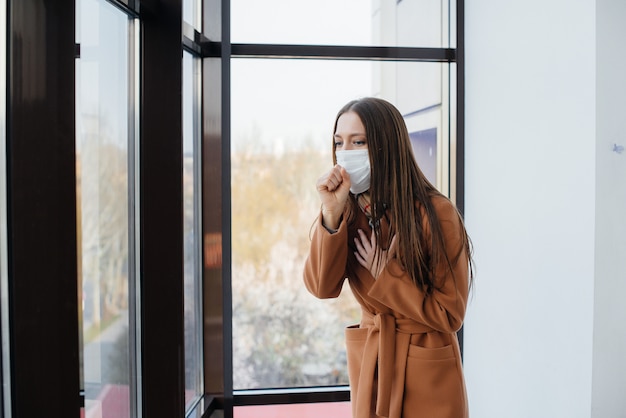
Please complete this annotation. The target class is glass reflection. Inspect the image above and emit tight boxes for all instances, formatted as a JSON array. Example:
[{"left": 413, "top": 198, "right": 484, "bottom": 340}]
[
  {"left": 183, "top": 51, "right": 203, "bottom": 410},
  {"left": 231, "top": 0, "right": 449, "bottom": 48},
  {"left": 76, "top": 0, "right": 132, "bottom": 416},
  {"left": 231, "top": 58, "right": 449, "bottom": 390},
  {"left": 183, "top": 0, "right": 200, "bottom": 30}
]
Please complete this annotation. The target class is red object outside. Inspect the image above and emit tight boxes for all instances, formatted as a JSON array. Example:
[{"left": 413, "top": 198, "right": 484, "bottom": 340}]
[{"left": 235, "top": 402, "right": 351, "bottom": 418}]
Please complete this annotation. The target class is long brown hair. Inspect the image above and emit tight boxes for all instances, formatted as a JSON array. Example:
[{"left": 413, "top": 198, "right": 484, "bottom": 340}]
[{"left": 332, "top": 97, "right": 473, "bottom": 293}]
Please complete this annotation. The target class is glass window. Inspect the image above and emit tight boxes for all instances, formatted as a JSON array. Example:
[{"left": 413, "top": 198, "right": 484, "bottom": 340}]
[
  {"left": 183, "top": 50, "right": 203, "bottom": 410},
  {"left": 231, "top": 0, "right": 450, "bottom": 48},
  {"left": 76, "top": 0, "right": 134, "bottom": 416},
  {"left": 183, "top": 0, "right": 201, "bottom": 30},
  {"left": 230, "top": 58, "right": 450, "bottom": 390}
]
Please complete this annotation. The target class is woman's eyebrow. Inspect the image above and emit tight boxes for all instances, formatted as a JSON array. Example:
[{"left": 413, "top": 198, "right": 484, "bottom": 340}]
[{"left": 333, "top": 132, "right": 366, "bottom": 138}]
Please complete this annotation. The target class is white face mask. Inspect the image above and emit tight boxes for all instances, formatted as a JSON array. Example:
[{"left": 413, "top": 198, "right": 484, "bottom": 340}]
[{"left": 335, "top": 149, "right": 371, "bottom": 195}]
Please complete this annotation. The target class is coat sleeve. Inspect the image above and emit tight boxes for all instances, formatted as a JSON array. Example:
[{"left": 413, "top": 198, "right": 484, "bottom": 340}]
[
  {"left": 303, "top": 214, "right": 349, "bottom": 299},
  {"left": 368, "top": 198, "right": 470, "bottom": 333}
]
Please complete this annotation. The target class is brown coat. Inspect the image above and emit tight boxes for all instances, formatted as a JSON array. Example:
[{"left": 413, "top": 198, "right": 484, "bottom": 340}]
[{"left": 303, "top": 196, "right": 470, "bottom": 418}]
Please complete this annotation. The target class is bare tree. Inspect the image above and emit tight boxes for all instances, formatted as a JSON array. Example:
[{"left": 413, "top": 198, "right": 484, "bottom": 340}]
[
  {"left": 78, "top": 123, "right": 129, "bottom": 330},
  {"left": 231, "top": 146, "right": 360, "bottom": 389}
]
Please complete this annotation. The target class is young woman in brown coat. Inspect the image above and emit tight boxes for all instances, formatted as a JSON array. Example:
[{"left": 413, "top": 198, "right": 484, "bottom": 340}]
[{"left": 303, "top": 97, "right": 473, "bottom": 418}]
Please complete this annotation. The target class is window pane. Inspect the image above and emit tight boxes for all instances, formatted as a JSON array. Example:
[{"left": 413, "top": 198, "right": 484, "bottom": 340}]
[
  {"left": 76, "top": 0, "right": 132, "bottom": 416},
  {"left": 231, "top": 59, "right": 449, "bottom": 390},
  {"left": 183, "top": 0, "right": 200, "bottom": 30},
  {"left": 183, "top": 51, "right": 203, "bottom": 410},
  {"left": 231, "top": 0, "right": 448, "bottom": 48}
]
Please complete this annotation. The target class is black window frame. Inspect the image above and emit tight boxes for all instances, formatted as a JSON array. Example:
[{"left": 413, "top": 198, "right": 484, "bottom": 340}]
[
  {"left": 190, "top": 0, "right": 466, "bottom": 416},
  {"left": 0, "top": 0, "right": 464, "bottom": 416},
  {"left": 3, "top": 0, "right": 187, "bottom": 416}
]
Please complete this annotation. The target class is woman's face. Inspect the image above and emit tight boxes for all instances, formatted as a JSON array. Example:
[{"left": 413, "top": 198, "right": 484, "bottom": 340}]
[{"left": 334, "top": 111, "right": 368, "bottom": 151}]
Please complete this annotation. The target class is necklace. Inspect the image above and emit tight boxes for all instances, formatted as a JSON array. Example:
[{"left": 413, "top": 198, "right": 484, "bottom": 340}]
[{"left": 356, "top": 193, "right": 390, "bottom": 230}]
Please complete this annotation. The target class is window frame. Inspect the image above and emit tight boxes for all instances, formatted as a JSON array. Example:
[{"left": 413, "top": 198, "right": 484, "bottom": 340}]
[
  {"left": 0, "top": 0, "right": 464, "bottom": 416},
  {"left": 182, "top": 48, "right": 206, "bottom": 413},
  {"left": 190, "top": 0, "right": 466, "bottom": 415},
  {"left": 139, "top": 0, "right": 186, "bottom": 415},
  {"left": 3, "top": 0, "right": 80, "bottom": 415},
  {"left": 0, "top": 0, "right": 9, "bottom": 414},
  {"left": 75, "top": 0, "right": 141, "bottom": 414},
  {"left": 3, "top": 0, "right": 187, "bottom": 416}
]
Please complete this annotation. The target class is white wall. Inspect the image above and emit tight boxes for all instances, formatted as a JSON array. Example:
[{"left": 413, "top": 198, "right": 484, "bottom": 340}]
[
  {"left": 592, "top": 0, "right": 626, "bottom": 416},
  {"left": 464, "top": 1, "right": 599, "bottom": 417}
]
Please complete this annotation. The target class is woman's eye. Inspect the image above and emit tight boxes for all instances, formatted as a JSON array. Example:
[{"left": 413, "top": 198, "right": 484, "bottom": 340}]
[{"left": 334, "top": 141, "right": 343, "bottom": 147}]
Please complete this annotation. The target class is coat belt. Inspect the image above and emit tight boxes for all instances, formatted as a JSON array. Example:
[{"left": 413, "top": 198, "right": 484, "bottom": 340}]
[{"left": 356, "top": 310, "right": 434, "bottom": 418}]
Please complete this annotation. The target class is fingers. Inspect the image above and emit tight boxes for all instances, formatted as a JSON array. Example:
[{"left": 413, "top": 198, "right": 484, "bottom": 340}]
[
  {"left": 332, "top": 165, "right": 352, "bottom": 194},
  {"left": 327, "top": 167, "right": 342, "bottom": 191},
  {"left": 317, "top": 165, "right": 349, "bottom": 192},
  {"left": 354, "top": 229, "right": 378, "bottom": 275},
  {"left": 339, "top": 166, "right": 351, "bottom": 184},
  {"left": 316, "top": 171, "right": 338, "bottom": 192},
  {"left": 354, "top": 230, "right": 398, "bottom": 279},
  {"left": 354, "top": 250, "right": 368, "bottom": 269},
  {"left": 355, "top": 229, "right": 372, "bottom": 252},
  {"left": 369, "top": 228, "right": 377, "bottom": 248}
]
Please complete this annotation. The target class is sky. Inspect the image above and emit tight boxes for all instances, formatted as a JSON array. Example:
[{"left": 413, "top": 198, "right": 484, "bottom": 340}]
[{"left": 229, "top": 0, "right": 375, "bottom": 155}]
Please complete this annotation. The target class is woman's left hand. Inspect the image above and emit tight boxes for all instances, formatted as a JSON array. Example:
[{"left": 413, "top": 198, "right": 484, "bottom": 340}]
[{"left": 354, "top": 229, "right": 397, "bottom": 279}]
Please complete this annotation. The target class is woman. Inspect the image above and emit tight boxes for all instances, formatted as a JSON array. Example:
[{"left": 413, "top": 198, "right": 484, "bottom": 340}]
[{"left": 303, "top": 97, "right": 473, "bottom": 418}]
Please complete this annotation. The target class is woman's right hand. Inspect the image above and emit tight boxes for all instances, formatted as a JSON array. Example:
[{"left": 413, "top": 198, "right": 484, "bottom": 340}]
[{"left": 316, "top": 165, "right": 351, "bottom": 230}]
